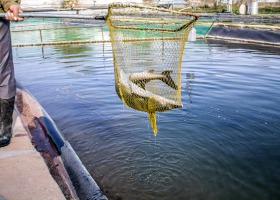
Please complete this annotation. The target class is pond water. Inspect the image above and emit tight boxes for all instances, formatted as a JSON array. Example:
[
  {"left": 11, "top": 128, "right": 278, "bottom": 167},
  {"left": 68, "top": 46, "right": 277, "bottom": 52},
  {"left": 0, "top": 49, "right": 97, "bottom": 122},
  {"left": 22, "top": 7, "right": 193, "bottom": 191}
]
[{"left": 12, "top": 21, "right": 280, "bottom": 200}]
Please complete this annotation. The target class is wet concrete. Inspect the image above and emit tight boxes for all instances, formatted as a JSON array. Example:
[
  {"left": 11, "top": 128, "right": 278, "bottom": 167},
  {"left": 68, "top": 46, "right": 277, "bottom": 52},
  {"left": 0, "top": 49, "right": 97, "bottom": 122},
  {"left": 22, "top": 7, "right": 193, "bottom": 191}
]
[{"left": 0, "top": 114, "right": 66, "bottom": 200}]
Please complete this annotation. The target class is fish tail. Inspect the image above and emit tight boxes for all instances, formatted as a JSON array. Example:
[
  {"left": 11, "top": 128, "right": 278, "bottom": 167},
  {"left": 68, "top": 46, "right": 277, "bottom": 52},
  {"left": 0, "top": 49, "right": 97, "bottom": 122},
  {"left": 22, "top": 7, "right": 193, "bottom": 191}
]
[
  {"left": 161, "top": 70, "right": 178, "bottom": 90},
  {"left": 148, "top": 112, "right": 158, "bottom": 136}
]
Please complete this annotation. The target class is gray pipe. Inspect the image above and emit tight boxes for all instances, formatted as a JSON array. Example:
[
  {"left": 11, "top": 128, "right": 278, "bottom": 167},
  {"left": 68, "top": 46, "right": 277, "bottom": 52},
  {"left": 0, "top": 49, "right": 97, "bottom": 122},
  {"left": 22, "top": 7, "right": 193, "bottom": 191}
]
[{"left": 0, "top": 12, "right": 103, "bottom": 20}]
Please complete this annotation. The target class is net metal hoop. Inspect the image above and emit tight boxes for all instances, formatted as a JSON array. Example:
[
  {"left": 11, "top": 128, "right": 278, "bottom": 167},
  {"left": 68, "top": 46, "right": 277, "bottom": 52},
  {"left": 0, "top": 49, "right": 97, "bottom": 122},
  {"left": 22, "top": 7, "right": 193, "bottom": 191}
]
[{"left": 106, "top": 3, "right": 199, "bottom": 32}]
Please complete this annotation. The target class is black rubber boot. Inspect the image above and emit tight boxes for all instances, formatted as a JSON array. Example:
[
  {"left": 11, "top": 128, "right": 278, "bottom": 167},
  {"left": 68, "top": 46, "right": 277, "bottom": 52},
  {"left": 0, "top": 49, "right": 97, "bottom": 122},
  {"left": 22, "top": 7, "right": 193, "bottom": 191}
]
[{"left": 0, "top": 97, "right": 15, "bottom": 147}]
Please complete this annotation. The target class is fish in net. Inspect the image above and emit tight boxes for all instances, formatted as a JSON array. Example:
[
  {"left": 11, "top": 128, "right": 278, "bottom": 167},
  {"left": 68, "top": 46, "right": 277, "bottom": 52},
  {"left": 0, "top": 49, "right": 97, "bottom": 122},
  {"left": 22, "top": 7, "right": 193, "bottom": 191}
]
[{"left": 106, "top": 3, "right": 199, "bottom": 135}]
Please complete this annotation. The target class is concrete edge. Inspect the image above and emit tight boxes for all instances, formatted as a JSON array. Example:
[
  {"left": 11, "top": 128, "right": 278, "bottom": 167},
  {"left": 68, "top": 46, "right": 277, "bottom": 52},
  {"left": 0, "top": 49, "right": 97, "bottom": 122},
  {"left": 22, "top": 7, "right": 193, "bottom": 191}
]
[
  {"left": 15, "top": 86, "right": 107, "bottom": 200},
  {"left": 212, "top": 23, "right": 280, "bottom": 31},
  {"left": 205, "top": 25, "right": 280, "bottom": 47},
  {"left": 205, "top": 35, "right": 280, "bottom": 47}
]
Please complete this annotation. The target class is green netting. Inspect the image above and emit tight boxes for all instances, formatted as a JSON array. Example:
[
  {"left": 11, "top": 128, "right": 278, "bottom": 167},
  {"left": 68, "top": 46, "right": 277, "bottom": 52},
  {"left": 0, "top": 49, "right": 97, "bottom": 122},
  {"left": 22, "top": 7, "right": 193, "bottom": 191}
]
[{"left": 106, "top": 3, "right": 199, "bottom": 135}]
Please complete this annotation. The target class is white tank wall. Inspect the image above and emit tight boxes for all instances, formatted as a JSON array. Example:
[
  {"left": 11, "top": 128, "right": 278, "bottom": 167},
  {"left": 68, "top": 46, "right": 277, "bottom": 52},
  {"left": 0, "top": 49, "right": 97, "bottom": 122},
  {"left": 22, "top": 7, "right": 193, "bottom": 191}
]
[
  {"left": 78, "top": 0, "right": 144, "bottom": 6},
  {"left": 21, "top": 0, "right": 64, "bottom": 8},
  {"left": 20, "top": 0, "right": 162, "bottom": 8},
  {"left": 19, "top": 0, "right": 280, "bottom": 8}
]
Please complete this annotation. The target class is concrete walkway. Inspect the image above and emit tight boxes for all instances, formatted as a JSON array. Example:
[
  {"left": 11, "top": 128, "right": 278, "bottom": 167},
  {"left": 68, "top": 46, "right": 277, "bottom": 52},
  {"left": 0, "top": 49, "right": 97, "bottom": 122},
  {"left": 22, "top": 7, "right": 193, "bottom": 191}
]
[{"left": 0, "top": 114, "right": 66, "bottom": 200}]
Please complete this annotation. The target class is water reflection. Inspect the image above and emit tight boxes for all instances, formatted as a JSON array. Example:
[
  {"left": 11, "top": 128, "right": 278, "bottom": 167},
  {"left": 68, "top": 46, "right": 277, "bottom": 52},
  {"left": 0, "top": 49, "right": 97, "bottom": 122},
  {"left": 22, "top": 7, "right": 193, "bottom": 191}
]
[
  {"left": 57, "top": 45, "right": 92, "bottom": 56},
  {"left": 186, "top": 72, "right": 195, "bottom": 106}
]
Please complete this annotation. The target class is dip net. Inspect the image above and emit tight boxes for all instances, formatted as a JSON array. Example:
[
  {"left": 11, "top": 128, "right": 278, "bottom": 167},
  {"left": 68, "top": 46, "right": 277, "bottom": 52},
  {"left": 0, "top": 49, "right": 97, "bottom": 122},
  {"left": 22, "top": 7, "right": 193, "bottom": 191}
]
[{"left": 106, "top": 3, "right": 199, "bottom": 135}]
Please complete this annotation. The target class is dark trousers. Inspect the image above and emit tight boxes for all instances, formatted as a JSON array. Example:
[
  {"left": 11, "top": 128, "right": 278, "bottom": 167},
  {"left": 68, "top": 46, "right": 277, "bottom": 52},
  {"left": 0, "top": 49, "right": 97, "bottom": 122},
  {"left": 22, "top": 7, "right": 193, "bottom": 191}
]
[
  {"left": 0, "top": 18, "right": 16, "bottom": 99},
  {"left": 0, "top": 19, "right": 16, "bottom": 139}
]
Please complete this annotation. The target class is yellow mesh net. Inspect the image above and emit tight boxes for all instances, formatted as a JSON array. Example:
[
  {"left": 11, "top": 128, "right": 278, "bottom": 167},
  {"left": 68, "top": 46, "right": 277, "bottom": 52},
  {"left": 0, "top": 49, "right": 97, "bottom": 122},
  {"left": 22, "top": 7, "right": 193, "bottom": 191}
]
[{"left": 106, "top": 3, "right": 199, "bottom": 135}]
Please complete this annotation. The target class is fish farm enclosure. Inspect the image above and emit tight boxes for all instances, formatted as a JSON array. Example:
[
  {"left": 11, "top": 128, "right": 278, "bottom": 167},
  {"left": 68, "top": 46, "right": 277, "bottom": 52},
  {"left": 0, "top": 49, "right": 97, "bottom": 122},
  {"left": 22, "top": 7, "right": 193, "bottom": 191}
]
[{"left": 12, "top": 17, "right": 280, "bottom": 200}]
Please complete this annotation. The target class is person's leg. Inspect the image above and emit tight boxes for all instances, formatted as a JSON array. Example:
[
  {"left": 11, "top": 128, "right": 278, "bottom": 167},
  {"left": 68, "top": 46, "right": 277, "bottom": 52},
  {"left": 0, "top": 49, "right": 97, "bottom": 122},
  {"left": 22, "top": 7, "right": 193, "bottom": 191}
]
[
  {"left": 0, "top": 19, "right": 16, "bottom": 147},
  {"left": 0, "top": 97, "right": 15, "bottom": 147}
]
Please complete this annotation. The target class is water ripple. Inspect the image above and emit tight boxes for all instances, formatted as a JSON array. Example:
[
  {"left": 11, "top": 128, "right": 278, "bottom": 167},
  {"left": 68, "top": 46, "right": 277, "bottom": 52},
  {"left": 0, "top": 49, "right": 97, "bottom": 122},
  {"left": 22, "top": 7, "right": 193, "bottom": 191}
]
[{"left": 14, "top": 38, "right": 280, "bottom": 200}]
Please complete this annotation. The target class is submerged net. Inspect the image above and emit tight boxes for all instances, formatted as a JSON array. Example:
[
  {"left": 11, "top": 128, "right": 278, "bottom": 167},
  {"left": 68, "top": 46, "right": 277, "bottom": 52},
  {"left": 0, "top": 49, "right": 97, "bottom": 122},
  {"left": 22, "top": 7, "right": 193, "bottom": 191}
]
[{"left": 106, "top": 3, "right": 199, "bottom": 135}]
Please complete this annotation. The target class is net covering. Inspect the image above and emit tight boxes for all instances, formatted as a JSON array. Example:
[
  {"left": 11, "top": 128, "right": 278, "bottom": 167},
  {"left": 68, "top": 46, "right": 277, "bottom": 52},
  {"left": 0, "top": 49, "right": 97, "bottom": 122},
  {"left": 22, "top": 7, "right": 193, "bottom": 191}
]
[{"left": 106, "top": 3, "right": 199, "bottom": 134}]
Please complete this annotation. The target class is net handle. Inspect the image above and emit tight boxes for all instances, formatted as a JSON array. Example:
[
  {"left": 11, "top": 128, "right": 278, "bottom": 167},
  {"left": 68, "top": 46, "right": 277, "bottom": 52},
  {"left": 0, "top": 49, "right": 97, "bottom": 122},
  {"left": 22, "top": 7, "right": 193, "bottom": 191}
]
[{"left": 0, "top": 12, "right": 98, "bottom": 20}]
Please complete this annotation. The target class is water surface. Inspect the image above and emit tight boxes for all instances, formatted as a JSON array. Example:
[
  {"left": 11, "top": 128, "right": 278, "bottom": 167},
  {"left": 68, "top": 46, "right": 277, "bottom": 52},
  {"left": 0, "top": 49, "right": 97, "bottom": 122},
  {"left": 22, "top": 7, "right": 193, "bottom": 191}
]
[{"left": 13, "top": 26, "right": 280, "bottom": 200}]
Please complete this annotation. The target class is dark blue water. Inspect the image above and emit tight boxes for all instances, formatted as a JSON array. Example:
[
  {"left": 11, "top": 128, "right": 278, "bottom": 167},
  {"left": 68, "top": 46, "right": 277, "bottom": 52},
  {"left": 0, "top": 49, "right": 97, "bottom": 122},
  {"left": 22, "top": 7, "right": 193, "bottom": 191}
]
[{"left": 13, "top": 33, "right": 280, "bottom": 199}]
